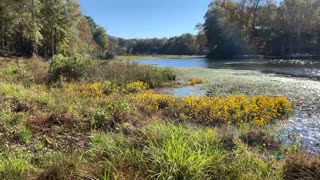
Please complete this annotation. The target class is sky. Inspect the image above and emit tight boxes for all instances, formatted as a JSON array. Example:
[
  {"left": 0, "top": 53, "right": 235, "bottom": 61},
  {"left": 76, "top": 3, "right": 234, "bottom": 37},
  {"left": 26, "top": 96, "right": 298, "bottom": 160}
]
[{"left": 78, "top": 0, "right": 212, "bottom": 39}]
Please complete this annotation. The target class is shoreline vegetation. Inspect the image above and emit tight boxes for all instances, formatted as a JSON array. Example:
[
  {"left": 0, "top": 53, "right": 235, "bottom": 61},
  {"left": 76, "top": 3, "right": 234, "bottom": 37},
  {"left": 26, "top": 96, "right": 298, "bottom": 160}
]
[
  {"left": 0, "top": 57, "right": 319, "bottom": 179},
  {"left": 117, "top": 54, "right": 320, "bottom": 61},
  {"left": 0, "top": 0, "right": 319, "bottom": 179},
  {"left": 114, "top": 55, "right": 206, "bottom": 60}
]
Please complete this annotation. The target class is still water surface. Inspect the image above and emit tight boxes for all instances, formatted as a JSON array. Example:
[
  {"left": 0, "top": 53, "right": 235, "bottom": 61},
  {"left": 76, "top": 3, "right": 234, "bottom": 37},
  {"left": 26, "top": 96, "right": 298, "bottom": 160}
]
[{"left": 133, "top": 58, "right": 320, "bottom": 79}]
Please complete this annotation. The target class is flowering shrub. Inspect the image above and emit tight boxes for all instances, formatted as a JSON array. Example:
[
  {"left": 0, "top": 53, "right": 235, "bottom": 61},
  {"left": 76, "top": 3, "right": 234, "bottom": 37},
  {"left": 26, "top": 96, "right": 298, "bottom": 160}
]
[
  {"left": 128, "top": 92, "right": 293, "bottom": 126},
  {"left": 125, "top": 81, "right": 149, "bottom": 93},
  {"left": 128, "top": 91, "right": 175, "bottom": 114},
  {"left": 65, "top": 81, "right": 120, "bottom": 99},
  {"left": 66, "top": 82, "right": 104, "bottom": 98},
  {"left": 186, "top": 78, "right": 204, "bottom": 85},
  {"left": 182, "top": 95, "right": 294, "bottom": 125}
]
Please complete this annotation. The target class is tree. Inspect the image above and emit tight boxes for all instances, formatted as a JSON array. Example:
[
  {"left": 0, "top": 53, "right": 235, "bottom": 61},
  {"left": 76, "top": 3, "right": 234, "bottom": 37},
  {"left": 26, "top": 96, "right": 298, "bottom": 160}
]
[
  {"left": 202, "top": 0, "right": 320, "bottom": 58},
  {"left": 204, "top": 2, "right": 246, "bottom": 58},
  {"left": 93, "top": 27, "right": 109, "bottom": 53},
  {"left": 0, "top": 0, "right": 110, "bottom": 59},
  {"left": 31, "top": 0, "right": 43, "bottom": 55}
]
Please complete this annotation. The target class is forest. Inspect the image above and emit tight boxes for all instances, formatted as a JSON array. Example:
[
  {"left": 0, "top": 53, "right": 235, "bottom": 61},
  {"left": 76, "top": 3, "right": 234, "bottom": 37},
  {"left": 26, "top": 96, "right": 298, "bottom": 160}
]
[
  {"left": 0, "top": 0, "right": 110, "bottom": 59},
  {"left": 203, "top": 0, "right": 320, "bottom": 58},
  {"left": 1, "top": 0, "right": 319, "bottom": 59}
]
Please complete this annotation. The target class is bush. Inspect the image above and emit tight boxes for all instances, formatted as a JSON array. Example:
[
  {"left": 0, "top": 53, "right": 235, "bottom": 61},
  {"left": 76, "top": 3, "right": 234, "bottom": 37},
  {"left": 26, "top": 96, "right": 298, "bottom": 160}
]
[
  {"left": 92, "top": 101, "right": 133, "bottom": 131},
  {"left": 125, "top": 81, "right": 149, "bottom": 93},
  {"left": 48, "top": 54, "right": 89, "bottom": 82},
  {"left": 93, "top": 108, "right": 111, "bottom": 131},
  {"left": 99, "top": 51, "right": 115, "bottom": 60},
  {"left": 128, "top": 93, "right": 294, "bottom": 126}
]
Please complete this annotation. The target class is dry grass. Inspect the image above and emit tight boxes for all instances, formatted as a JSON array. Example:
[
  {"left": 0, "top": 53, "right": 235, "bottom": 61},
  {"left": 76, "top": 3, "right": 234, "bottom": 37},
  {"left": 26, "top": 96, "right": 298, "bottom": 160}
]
[{"left": 284, "top": 151, "right": 320, "bottom": 180}]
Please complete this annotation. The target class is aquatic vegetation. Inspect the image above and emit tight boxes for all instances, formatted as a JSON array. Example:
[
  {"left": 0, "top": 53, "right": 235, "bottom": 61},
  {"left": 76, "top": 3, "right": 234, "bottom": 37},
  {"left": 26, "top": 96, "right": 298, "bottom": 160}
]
[
  {"left": 186, "top": 77, "right": 205, "bottom": 85},
  {"left": 129, "top": 92, "right": 293, "bottom": 125}
]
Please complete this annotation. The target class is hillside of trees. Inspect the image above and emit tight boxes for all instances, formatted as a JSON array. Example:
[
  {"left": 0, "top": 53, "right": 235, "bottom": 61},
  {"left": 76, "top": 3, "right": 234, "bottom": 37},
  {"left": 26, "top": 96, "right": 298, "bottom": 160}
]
[
  {"left": 203, "top": 0, "right": 320, "bottom": 58},
  {"left": 1, "top": 0, "right": 320, "bottom": 59},
  {"left": 109, "top": 32, "right": 208, "bottom": 56},
  {"left": 0, "top": 0, "right": 208, "bottom": 59},
  {"left": 0, "top": 0, "right": 110, "bottom": 59}
]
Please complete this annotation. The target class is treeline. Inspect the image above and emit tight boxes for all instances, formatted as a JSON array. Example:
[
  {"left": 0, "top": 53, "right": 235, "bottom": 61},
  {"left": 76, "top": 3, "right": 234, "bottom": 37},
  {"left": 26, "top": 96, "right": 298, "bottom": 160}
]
[
  {"left": 0, "top": 0, "right": 110, "bottom": 59},
  {"left": 109, "top": 33, "right": 208, "bottom": 56},
  {"left": 203, "top": 0, "right": 320, "bottom": 58},
  {"left": 2, "top": 0, "right": 319, "bottom": 59}
]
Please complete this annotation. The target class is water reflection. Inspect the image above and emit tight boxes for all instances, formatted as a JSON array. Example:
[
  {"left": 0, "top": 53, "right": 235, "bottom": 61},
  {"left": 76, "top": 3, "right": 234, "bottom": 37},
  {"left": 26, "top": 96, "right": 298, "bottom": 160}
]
[{"left": 133, "top": 58, "right": 320, "bottom": 79}]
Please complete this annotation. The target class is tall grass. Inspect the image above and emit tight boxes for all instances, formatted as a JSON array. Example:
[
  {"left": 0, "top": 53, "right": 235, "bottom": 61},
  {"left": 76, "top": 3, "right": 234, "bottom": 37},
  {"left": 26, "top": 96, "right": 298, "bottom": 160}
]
[
  {"left": 88, "top": 61, "right": 176, "bottom": 88},
  {"left": 88, "top": 121, "right": 283, "bottom": 179},
  {"left": 0, "top": 59, "right": 48, "bottom": 84}
]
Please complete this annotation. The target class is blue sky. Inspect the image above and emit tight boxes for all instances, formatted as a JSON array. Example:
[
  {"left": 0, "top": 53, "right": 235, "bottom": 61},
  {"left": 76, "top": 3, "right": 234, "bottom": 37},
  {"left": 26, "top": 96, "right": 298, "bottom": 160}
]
[{"left": 79, "top": 0, "right": 212, "bottom": 39}]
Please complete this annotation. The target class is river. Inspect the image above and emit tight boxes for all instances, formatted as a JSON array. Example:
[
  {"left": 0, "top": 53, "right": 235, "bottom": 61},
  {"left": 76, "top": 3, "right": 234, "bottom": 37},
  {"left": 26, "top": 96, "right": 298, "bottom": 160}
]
[
  {"left": 134, "top": 58, "right": 320, "bottom": 80},
  {"left": 133, "top": 57, "right": 320, "bottom": 153}
]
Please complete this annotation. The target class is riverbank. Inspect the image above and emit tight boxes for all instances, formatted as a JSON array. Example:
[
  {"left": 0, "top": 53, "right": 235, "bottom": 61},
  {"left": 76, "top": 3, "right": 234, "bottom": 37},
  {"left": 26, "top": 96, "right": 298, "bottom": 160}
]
[
  {"left": 114, "top": 55, "right": 205, "bottom": 60},
  {"left": 0, "top": 58, "right": 319, "bottom": 179},
  {"left": 176, "top": 68, "right": 320, "bottom": 153}
]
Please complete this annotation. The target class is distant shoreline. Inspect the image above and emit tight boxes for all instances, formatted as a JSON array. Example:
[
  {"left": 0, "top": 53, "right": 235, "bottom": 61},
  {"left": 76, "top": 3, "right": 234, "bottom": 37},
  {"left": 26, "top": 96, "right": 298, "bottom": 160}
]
[
  {"left": 223, "top": 55, "right": 320, "bottom": 60},
  {"left": 115, "top": 54, "right": 320, "bottom": 61}
]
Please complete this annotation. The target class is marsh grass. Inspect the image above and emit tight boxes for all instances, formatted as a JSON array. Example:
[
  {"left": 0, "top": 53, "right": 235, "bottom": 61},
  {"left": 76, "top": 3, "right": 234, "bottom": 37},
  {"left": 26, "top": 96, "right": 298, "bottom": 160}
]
[
  {"left": 87, "top": 121, "right": 284, "bottom": 179},
  {"left": 0, "top": 58, "right": 315, "bottom": 179},
  {"left": 0, "top": 59, "right": 48, "bottom": 85},
  {"left": 88, "top": 61, "right": 176, "bottom": 88},
  {"left": 284, "top": 151, "right": 320, "bottom": 180}
]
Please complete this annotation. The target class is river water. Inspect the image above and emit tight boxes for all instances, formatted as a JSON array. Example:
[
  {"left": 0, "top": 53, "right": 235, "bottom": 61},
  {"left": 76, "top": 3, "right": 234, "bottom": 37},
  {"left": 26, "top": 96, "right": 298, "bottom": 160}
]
[
  {"left": 134, "top": 58, "right": 320, "bottom": 79},
  {"left": 133, "top": 57, "right": 320, "bottom": 153}
]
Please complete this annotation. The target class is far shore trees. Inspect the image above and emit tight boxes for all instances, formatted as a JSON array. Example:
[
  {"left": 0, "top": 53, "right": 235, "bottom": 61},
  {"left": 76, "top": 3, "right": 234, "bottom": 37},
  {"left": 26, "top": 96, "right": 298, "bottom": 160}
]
[{"left": 203, "top": 0, "right": 320, "bottom": 58}]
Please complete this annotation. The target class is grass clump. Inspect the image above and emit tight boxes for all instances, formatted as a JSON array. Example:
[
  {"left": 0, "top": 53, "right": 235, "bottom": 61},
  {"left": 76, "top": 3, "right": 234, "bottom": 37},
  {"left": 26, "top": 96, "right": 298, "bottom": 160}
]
[
  {"left": 0, "top": 153, "right": 33, "bottom": 179},
  {"left": 34, "top": 152, "right": 104, "bottom": 180},
  {"left": 284, "top": 151, "right": 320, "bottom": 180},
  {"left": 140, "top": 123, "right": 222, "bottom": 179},
  {"left": 240, "top": 129, "right": 281, "bottom": 151},
  {"left": 18, "top": 125, "right": 32, "bottom": 144}
]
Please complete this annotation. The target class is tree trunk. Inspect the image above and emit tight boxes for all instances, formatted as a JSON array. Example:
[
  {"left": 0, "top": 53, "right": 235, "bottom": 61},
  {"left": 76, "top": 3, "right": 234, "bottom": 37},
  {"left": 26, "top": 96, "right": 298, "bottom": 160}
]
[
  {"left": 0, "top": 22, "right": 4, "bottom": 50},
  {"left": 51, "top": 0, "right": 55, "bottom": 59},
  {"left": 31, "top": 0, "right": 37, "bottom": 56}
]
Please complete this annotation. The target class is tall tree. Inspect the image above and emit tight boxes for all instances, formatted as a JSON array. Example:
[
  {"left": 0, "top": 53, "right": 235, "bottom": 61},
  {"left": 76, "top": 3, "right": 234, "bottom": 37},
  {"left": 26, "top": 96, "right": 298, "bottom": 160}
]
[{"left": 93, "top": 27, "right": 109, "bottom": 53}]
